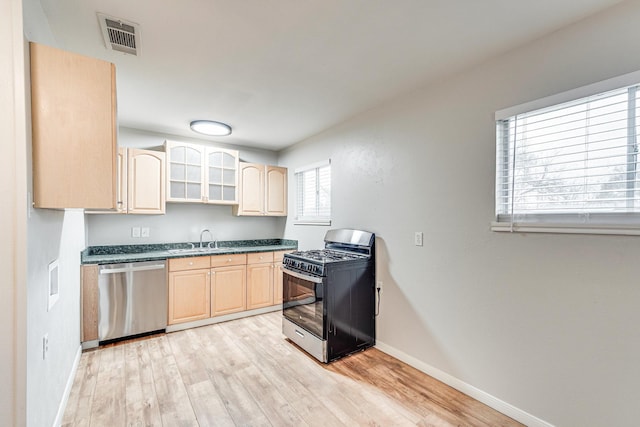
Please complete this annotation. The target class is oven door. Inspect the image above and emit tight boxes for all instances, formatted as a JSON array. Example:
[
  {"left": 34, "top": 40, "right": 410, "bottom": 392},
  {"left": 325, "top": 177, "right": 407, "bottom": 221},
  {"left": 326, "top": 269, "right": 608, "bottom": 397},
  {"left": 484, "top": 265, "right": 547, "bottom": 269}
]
[{"left": 282, "top": 267, "right": 325, "bottom": 339}]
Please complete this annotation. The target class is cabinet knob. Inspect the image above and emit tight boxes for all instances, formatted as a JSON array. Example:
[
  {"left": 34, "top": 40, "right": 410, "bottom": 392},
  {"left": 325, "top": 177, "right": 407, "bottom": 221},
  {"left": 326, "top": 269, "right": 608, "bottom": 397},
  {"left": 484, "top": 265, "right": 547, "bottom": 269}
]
[
  {"left": 189, "top": 262, "right": 193, "bottom": 265},
  {"left": 227, "top": 258, "right": 232, "bottom": 262}
]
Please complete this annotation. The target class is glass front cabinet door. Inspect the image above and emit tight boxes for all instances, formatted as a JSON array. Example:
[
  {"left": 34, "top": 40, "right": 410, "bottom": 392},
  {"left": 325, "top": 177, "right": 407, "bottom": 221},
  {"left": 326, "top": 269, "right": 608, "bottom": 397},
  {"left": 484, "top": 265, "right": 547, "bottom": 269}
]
[
  {"left": 165, "top": 141, "right": 239, "bottom": 204},
  {"left": 206, "top": 148, "right": 239, "bottom": 204}
]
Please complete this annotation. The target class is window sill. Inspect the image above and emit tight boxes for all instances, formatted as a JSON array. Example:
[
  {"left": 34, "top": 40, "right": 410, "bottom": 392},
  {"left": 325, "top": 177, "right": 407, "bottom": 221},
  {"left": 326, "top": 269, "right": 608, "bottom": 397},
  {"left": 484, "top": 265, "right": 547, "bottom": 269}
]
[
  {"left": 491, "top": 221, "right": 640, "bottom": 236},
  {"left": 294, "top": 219, "right": 332, "bottom": 226}
]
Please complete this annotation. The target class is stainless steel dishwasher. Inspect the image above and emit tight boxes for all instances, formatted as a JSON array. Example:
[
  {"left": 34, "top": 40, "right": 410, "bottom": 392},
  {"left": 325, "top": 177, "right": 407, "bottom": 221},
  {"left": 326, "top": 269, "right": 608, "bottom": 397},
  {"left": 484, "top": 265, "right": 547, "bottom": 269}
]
[{"left": 98, "top": 261, "right": 167, "bottom": 342}]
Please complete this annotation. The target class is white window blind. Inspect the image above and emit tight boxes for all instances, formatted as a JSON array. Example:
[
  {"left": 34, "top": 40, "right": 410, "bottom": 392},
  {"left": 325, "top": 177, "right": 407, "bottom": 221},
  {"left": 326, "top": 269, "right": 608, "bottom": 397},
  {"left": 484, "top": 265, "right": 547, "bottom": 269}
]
[
  {"left": 496, "top": 84, "right": 640, "bottom": 230},
  {"left": 295, "top": 160, "right": 331, "bottom": 224}
]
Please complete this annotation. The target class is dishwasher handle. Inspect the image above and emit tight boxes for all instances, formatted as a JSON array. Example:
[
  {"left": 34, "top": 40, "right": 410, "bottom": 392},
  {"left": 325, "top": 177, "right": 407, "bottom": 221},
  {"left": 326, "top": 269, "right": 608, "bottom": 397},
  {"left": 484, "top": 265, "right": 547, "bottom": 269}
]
[{"left": 99, "top": 263, "right": 166, "bottom": 274}]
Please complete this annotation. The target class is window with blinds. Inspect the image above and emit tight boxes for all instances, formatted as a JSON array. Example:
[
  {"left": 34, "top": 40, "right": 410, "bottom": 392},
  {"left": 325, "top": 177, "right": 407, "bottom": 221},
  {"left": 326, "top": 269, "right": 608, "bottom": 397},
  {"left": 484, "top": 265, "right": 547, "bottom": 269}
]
[
  {"left": 295, "top": 161, "right": 331, "bottom": 224},
  {"left": 495, "top": 83, "right": 640, "bottom": 231}
]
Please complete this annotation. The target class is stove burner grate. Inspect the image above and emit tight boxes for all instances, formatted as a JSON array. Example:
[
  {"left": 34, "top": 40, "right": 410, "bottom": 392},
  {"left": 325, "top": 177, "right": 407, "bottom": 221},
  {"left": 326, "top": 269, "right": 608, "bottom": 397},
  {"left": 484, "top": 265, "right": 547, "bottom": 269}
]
[{"left": 289, "top": 249, "right": 366, "bottom": 263}]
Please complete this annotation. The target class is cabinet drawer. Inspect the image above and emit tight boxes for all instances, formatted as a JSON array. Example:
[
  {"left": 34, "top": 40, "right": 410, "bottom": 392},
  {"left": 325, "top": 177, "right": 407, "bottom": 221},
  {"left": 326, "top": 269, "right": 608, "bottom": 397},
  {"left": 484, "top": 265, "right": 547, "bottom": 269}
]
[
  {"left": 273, "top": 250, "right": 291, "bottom": 262},
  {"left": 169, "top": 256, "right": 210, "bottom": 272},
  {"left": 211, "top": 253, "right": 247, "bottom": 268},
  {"left": 247, "top": 252, "right": 274, "bottom": 264}
]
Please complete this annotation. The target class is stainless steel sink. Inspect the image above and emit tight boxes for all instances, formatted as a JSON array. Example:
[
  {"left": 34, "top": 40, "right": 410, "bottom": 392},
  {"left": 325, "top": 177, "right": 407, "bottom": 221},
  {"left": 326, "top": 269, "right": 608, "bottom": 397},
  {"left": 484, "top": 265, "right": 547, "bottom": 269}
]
[
  {"left": 168, "top": 247, "right": 225, "bottom": 255},
  {"left": 167, "top": 247, "right": 236, "bottom": 255}
]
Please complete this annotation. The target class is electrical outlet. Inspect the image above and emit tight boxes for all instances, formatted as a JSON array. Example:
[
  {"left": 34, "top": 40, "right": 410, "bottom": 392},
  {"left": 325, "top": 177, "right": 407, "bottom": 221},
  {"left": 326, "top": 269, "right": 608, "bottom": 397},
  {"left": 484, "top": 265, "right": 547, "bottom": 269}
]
[
  {"left": 141, "top": 227, "right": 150, "bottom": 237},
  {"left": 131, "top": 227, "right": 141, "bottom": 238},
  {"left": 377, "top": 281, "right": 384, "bottom": 294},
  {"left": 42, "top": 334, "right": 49, "bottom": 360},
  {"left": 414, "top": 231, "right": 423, "bottom": 246}
]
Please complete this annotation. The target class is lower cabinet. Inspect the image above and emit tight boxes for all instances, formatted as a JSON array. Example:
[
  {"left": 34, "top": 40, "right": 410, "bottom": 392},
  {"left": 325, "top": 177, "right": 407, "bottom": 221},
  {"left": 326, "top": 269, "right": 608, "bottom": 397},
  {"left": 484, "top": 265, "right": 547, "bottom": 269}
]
[
  {"left": 168, "top": 256, "right": 211, "bottom": 325},
  {"left": 211, "top": 264, "right": 246, "bottom": 316},
  {"left": 247, "top": 264, "right": 273, "bottom": 310},
  {"left": 273, "top": 251, "right": 287, "bottom": 304},
  {"left": 81, "top": 264, "right": 99, "bottom": 342},
  {"left": 166, "top": 250, "right": 291, "bottom": 326}
]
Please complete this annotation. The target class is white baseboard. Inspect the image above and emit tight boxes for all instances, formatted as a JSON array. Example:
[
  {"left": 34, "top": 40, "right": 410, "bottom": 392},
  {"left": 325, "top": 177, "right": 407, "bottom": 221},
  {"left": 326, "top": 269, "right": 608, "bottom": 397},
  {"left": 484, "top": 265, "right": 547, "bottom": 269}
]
[
  {"left": 374, "top": 341, "right": 554, "bottom": 427},
  {"left": 52, "top": 345, "right": 82, "bottom": 427}
]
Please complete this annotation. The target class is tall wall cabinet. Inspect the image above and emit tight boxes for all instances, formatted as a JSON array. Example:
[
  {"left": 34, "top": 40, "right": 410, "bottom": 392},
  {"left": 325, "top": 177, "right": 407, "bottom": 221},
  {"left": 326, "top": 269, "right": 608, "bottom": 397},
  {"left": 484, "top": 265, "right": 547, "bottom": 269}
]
[{"left": 30, "top": 42, "right": 118, "bottom": 209}]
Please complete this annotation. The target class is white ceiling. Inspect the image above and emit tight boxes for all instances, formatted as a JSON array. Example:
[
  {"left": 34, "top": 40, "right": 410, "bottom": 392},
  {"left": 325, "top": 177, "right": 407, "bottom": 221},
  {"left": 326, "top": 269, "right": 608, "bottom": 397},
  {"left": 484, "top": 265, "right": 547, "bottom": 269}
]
[{"left": 33, "top": 0, "right": 623, "bottom": 151}]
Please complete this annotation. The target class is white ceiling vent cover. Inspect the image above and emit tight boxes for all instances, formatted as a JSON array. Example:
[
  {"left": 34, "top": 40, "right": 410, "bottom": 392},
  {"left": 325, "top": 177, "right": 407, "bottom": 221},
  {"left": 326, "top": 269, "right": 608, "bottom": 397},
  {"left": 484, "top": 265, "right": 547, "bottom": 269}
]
[{"left": 98, "top": 13, "right": 140, "bottom": 56}]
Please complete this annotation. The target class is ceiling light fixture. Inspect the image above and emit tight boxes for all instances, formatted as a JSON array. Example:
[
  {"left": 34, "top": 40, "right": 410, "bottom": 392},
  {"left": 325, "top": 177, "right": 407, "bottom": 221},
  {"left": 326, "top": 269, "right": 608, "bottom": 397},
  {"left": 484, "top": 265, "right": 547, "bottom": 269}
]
[{"left": 189, "top": 120, "right": 232, "bottom": 136}]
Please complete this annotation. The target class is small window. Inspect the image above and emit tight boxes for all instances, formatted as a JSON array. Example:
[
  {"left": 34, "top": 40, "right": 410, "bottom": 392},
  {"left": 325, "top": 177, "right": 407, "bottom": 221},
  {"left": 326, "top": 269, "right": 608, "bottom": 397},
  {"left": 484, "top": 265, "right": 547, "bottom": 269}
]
[
  {"left": 295, "top": 160, "right": 331, "bottom": 225},
  {"left": 494, "top": 77, "right": 640, "bottom": 234}
]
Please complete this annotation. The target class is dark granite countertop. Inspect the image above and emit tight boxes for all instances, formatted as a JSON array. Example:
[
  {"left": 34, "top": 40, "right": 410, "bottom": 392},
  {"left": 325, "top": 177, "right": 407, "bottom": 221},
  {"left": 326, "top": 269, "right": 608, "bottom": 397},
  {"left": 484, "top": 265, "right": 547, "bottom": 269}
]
[{"left": 81, "top": 239, "right": 298, "bottom": 265}]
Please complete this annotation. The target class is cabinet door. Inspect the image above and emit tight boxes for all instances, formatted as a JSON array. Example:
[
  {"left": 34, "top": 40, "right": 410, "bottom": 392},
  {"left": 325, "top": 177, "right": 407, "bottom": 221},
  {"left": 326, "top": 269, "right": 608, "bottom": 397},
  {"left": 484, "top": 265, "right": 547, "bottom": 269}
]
[
  {"left": 168, "top": 269, "right": 210, "bottom": 325},
  {"left": 30, "top": 42, "right": 117, "bottom": 209},
  {"left": 272, "top": 262, "right": 284, "bottom": 305},
  {"left": 116, "top": 147, "right": 127, "bottom": 213},
  {"left": 237, "top": 163, "right": 264, "bottom": 215},
  {"left": 166, "top": 142, "right": 205, "bottom": 202},
  {"left": 211, "top": 265, "right": 246, "bottom": 316},
  {"left": 272, "top": 251, "right": 289, "bottom": 305},
  {"left": 81, "top": 264, "right": 99, "bottom": 342},
  {"left": 127, "top": 148, "right": 166, "bottom": 214},
  {"left": 246, "top": 262, "right": 274, "bottom": 310},
  {"left": 265, "top": 166, "right": 287, "bottom": 216},
  {"left": 206, "top": 148, "right": 239, "bottom": 204}
]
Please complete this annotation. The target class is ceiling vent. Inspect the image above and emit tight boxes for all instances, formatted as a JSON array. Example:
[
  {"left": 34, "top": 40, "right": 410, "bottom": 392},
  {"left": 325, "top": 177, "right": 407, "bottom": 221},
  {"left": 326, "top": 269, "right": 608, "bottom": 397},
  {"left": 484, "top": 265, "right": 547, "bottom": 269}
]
[{"left": 98, "top": 13, "right": 140, "bottom": 56}]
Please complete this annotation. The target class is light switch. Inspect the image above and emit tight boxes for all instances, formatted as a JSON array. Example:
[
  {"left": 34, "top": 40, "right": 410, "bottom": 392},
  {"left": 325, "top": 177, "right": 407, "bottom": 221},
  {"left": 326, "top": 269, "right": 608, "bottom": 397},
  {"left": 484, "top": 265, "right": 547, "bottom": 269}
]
[
  {"left": 141, "top": 227, "right": 150, "bottom": 237},
  {"left": 414, "top": 231, "right": 423, "bottom": 246}
]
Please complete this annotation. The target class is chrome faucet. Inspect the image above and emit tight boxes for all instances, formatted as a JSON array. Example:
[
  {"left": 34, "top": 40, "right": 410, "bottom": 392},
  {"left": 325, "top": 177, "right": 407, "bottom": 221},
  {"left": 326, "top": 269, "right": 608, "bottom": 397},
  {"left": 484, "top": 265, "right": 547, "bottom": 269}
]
[{"left": 199, "top": 228, "right": 214, "bottom": 249}]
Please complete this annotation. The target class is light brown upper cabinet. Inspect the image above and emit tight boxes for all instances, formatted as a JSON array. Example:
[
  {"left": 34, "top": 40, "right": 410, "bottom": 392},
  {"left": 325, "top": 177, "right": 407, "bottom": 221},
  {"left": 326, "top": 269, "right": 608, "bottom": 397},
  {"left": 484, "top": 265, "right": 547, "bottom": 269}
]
[
  {"left": 165, "top": 140, "right": 239, "bottom": 205},
  {"left": 90, "top": 147, "right": 165, "bottom": 214},
  {"left": 116, "top": 147, "right": 127, "bottom": 213},
  {"left": 127, "top": 148, "right": 166, "bottom": 214},
  {"left": 30, "top": 42, "right": 117, "bottom": 209},
  {"left": 233, "top": 163, "right": 287, "bottom": 216}
]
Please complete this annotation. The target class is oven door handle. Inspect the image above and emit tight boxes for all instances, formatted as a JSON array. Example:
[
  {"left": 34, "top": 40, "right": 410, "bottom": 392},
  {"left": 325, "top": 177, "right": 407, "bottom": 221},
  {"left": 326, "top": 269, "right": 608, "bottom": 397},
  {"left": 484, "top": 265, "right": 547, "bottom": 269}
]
[{"left": 282, "top": 266, "right": 324, "bottom": 284}]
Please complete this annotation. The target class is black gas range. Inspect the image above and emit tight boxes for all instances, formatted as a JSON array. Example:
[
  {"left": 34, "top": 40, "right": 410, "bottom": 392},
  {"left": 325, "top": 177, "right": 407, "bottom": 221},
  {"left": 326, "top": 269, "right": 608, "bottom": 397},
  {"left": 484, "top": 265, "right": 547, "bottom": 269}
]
[
  {"left": 282, "top": 229, "right": 376, "bottom": 363},
  {"left": 283, "top": 249, "right": 369, "bottom": 276}
]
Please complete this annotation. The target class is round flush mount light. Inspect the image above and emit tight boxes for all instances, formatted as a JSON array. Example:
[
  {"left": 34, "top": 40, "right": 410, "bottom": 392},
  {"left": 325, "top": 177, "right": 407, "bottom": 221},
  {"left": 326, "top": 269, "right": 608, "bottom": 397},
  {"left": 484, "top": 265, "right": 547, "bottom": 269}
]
[{"left": 189, "top": 120, "right": 232, "bottom": 136}]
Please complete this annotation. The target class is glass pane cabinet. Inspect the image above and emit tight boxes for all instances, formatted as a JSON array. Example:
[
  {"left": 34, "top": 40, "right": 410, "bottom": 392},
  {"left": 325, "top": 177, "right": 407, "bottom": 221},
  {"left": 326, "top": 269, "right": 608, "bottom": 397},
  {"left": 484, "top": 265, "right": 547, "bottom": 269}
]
[
  {"left": 167, "top": 144, "right": 204, "bottom": 202},
  {"left": 207, "top": 149, "right": 238, "bottom": 203},
  {"left": 165, "top": 141, "right": 239, "bottom": 204}
]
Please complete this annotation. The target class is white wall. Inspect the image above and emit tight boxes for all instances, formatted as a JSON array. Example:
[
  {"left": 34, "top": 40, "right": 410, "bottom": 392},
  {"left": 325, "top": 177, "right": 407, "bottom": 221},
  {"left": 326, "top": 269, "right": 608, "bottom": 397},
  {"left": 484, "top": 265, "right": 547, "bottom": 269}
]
[
  {"left": 25, "top": 209, "right": 84, "bottom": 427},
  {"left": 85, "top": 127, "right": 285, "bottom": 246},
  {"left": 279, "top": 2, "right": 640, "bottom": 426},
  {"left": 0, "top": 0, "right": 28, "bottom": 425},
  {"left": 87, "top": 203, "right": 285, "bottom": 245},
  {"left": 22, "top": 2, "right": 86, "bottom": 426}
]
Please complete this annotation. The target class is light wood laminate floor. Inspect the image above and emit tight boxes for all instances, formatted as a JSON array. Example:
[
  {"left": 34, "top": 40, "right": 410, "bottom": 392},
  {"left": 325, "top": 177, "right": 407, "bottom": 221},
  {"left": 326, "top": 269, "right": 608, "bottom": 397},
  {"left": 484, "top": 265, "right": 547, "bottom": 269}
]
[{"left": 63, "top": 312, "right": 522, "bottom": 426}]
